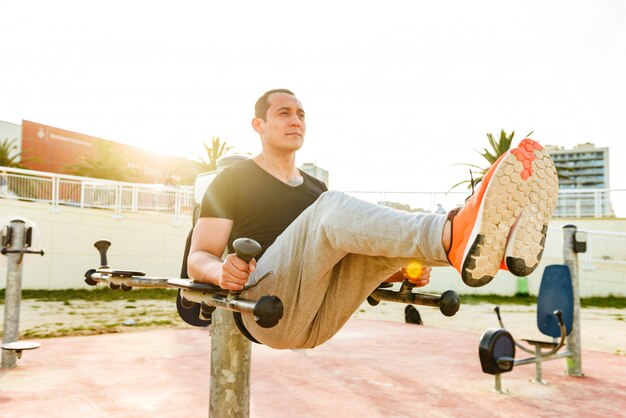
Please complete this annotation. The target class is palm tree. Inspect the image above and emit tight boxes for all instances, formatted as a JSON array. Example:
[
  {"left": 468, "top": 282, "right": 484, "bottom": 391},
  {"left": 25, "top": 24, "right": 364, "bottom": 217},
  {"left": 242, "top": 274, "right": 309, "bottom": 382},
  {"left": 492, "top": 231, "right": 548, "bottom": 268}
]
[
  {"left": 451, "top": 130, "right": 518, "bottom": 190},
  {"left": 1, "top": 138, "right": 45, "bottom": 199},
  {"left": 63, "top": 141, "right": 140, "bottom": 182},
  {"left": 197, "top": 137, "right": 233, "bottom": 172},
  {"left": 451, "top": 129, "right": 571, "bottom": 191},
  {"left": 0, "top": 138, "right": 38, "bottom": 168}
]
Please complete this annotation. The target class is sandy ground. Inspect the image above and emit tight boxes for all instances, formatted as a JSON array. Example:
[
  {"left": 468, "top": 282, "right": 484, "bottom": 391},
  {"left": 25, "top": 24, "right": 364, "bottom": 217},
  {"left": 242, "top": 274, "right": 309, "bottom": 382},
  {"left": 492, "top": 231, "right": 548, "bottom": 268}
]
[
  {"left": 352, "top": 300, "right": 626, "bottom": 355},
  {"left": 4, "top": 297, "right": 624, "bottom": 355}
]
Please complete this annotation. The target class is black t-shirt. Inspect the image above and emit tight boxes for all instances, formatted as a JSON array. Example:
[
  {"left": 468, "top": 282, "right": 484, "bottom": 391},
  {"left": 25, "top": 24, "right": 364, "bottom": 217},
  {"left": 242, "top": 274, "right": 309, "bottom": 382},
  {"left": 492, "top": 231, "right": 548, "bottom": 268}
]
[{"left": 199, "top": 159, "right": 328, "bottom": 259}]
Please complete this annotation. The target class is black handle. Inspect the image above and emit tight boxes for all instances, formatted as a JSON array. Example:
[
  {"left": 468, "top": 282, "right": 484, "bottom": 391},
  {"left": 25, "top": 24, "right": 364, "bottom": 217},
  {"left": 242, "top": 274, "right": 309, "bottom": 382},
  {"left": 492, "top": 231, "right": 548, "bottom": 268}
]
[
  {"left": 494, "top": 306, "right": 501, "bottom": 320},
  {"left": 404, "top": 281, "right": 459, "bottom": 316},
  {"left": 94, "top": 240, "right": 111, "bottom": 268},
  {"left": 253, "top": 295, "right": 284, "bottom": 328},
  {"left": 233, "top": 238, "right": 262, "bottom": 263},
  {"left": 438, "top": 290, "right": 461, "bottom": 317},
  {"left": 400, "top": 279, "right": 415, "bottom": 293}
]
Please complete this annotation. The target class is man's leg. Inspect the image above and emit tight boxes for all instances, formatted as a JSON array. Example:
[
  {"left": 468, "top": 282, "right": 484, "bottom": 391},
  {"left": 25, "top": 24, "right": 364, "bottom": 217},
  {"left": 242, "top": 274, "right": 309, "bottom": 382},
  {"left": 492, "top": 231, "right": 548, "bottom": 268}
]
[
  {"left": 242, "top": 138, "right": 558, "bottom": 349},
  {"left": 242, "top": 191, "right": 449, "bottom": 349},
  {"left": 446, "top": 138, "right": 558, "bottom": 286}
]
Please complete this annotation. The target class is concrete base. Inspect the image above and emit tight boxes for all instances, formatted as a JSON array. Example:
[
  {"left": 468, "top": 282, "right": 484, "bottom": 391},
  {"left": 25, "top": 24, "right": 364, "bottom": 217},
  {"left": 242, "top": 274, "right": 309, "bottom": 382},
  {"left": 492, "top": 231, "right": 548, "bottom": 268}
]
[{"left": 0, "top": 319, "right": 624, "bottom": 417}]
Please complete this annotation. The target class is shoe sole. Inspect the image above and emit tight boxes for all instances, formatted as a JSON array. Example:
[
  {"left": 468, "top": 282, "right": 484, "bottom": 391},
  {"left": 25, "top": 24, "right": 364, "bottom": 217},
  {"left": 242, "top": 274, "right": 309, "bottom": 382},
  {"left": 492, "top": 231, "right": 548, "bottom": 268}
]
[
  {"left": 461, "top": 139, "right": 558, "bottom": 286},
  {"left": 504, "top": 141, "right": 559, "bottom": 276}
]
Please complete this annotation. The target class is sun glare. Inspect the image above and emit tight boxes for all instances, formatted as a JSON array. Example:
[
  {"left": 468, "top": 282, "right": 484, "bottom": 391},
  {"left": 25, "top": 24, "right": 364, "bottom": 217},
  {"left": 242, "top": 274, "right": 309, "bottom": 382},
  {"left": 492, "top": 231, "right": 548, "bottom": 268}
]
[{"left": 405, "top": 261, "right": 423, "bottom": 279}]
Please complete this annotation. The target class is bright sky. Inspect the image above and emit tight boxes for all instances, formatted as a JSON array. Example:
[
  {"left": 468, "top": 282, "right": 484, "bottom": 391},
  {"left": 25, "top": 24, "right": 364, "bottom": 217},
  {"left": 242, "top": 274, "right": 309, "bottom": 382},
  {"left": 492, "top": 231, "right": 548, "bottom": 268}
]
[{"left": 1, "top": 0, "right": 624, "bottom": 192}]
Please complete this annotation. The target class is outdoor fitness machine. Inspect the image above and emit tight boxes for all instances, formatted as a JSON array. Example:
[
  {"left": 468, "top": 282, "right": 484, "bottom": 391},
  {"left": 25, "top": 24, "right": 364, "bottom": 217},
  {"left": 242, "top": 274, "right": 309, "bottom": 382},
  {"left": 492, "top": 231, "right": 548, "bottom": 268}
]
[
  {"left": 368, "top": 282, "right": 460, "bottom": 317},
  {"left": 84, "top": 238, "right": 284, "bottom": 329},
  {"left": 478, "top": 225, "right": 585, "bottom": 393},
  {"left": 84, "top": 239, "right": 460, "bottom": 326},
  {"left": 83, "top": 237, "right": 460, "bottom": 417},
  {"left": 1, "top": 217, "right": 44, "bottom": 368}
]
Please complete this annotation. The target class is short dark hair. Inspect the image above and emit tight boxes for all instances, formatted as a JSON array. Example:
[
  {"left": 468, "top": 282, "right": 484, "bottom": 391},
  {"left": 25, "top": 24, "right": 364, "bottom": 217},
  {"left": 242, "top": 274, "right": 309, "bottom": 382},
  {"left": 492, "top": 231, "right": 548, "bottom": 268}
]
[{"left": 255, "top": 89, "right": 295, "bottom": 120}]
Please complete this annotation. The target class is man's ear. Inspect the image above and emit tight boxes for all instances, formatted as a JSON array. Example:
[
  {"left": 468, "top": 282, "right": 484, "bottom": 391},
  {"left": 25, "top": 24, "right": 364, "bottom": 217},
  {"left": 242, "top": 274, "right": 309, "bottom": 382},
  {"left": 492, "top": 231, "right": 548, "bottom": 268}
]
[{"left": 251, "top": 117, "right": 263, "bottom": 134}]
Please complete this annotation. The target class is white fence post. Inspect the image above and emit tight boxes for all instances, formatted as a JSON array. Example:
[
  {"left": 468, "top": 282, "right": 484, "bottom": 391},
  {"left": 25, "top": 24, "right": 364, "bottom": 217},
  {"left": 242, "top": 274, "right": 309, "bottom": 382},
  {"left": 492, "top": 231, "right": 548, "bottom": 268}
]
[
  {"left": 80, "top": 182, "right": 85, "bottom": 209},
  {"left": 132, "top": 186, "right": 139, "bottom": 212},
  {"left": 113, "top": 183, "right": 123, "bottom": 219},
  {"left": 173, "top": 188, "right": 181, "bottom": 225},
  {"left": 49, "top": 176, "right": 59, "bottom": 212}
]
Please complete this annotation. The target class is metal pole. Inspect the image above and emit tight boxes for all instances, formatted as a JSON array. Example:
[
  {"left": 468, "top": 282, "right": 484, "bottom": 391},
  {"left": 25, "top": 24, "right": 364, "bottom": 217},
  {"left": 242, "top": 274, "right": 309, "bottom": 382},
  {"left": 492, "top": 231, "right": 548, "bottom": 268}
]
[
  {"left": 494, "top": 374, "right": 502, "bottom": 393},
  {"left": 533, "top": 346, "right": 545, "bottom": 384},
  {"left": 210, "top": 309, "right": 251, "bottom": 417},
  {"left": 562, "top": 225, "right": 583, "bottom": 376},
  {"left": 2, "top": 220, "right": 25, "bottom": 368}
]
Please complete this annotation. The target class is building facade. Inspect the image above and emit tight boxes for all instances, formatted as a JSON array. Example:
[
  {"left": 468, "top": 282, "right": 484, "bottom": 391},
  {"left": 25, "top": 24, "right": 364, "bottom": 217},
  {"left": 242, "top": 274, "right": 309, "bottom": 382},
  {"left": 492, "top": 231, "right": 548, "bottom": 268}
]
[
  {"left": 2, "top": 119, "right": 197, "bottom": 184},
  {"left": 546, "top": 143, "right": 612, "bottom": 217},
  {"left": 299, "top": 162, "right": 329, "bottom": 187}
]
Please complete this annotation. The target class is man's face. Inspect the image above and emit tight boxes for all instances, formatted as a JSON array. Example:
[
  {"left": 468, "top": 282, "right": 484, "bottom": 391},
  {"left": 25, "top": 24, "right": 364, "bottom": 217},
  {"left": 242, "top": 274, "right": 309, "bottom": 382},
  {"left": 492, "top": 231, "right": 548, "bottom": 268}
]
[{"left": 255, "top": 92, "right": 306, "bottom": 153}]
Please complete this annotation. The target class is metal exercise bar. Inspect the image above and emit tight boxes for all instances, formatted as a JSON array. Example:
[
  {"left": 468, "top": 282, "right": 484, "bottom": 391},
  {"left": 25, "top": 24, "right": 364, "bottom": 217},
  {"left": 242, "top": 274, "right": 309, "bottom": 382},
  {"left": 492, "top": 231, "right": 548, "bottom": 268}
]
[
  {"left": 368, "top": 281, "right": 461, "bottom": 317},
  {"left": 84, "top": 271, "right": 284, "bottom": 328},
  {"left": 84, "top": 272, "right": 169, "bottom": 288},
  {"left": 84, "top": 239, "right": 285, "bottom": 329}
]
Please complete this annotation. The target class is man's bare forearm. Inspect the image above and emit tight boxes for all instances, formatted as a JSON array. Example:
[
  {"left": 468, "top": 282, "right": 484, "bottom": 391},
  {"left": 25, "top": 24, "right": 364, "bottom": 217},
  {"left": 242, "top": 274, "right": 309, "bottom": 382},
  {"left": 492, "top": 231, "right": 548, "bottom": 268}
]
[{"left": 187, "top": 251, "right": 224, "bottom": 286}]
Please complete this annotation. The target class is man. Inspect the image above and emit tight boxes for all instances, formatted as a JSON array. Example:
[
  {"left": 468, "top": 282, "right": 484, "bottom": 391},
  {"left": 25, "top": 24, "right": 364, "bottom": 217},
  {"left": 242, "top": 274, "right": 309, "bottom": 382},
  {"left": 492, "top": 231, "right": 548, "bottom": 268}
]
[{"left": 188, "top": 89, "right": 559, "bottom": 349}]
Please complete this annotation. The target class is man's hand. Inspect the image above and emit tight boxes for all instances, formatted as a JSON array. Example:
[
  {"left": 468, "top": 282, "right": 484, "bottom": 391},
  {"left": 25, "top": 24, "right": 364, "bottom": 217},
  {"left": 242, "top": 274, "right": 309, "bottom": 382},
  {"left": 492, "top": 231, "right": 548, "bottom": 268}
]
[
  {"left": 384, "top": 265, "right": 432, "bottom": 287},
  {"left": 218, "top": 254, "right": 257, "bottom": 291},
  {"left": 404, "top": 266, "right": 431, "bottom": 287}
]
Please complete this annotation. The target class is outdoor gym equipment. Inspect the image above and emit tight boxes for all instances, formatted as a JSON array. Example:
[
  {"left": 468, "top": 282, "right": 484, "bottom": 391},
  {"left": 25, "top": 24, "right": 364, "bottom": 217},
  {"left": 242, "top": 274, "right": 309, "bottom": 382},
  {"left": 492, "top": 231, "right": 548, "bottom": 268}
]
[
  {"left": 478, "top": 224, "right": 586, "bottom": 393},
  {"left": 84, "top": 238, "right": 461, "bottom": 332},
  {"left": 84, "top": 238, "right": 284, "bottom": 329},
  {"left": 1, "top": 217, "right": 44, "bottom": 368},
  {"left": 479, "top": 264, "right": 574, "bottom": 392},
  {"left": 1, "top": 341, "right": 41, "bottom": 359},
  {"left": 83, "top": 237, "right": 460, "bottom": 417},
  {"left": 368, "top": 281, "right": 460, "bottom": 317}
]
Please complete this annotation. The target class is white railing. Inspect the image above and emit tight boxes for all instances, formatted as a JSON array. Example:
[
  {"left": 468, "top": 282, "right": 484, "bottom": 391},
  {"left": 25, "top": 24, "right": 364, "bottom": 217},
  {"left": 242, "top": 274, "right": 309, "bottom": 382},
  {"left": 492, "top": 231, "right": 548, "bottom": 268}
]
[
  {"left": 543, "top": 227, "right": 626, "bottom": 295},
  {"left": 0, "top": 166, "right": 194, "bottom": 224},
  {"left": 578, "top": 229, "right": 626, "bottom": 269},
  {"left": 545, "top": 227, "right": 626, "bottom": 268},
  {"left": 344, "top": 191, "right": 466, "bottom": 215},
  {"left": 345, "top": 189, "right": 626, "bottom": 219},
  {"left": 555, "top": 188, "right": 624, "bottom": 218},
  {"left": 2, "top": 165, "right": 626, "bottom": 222}
]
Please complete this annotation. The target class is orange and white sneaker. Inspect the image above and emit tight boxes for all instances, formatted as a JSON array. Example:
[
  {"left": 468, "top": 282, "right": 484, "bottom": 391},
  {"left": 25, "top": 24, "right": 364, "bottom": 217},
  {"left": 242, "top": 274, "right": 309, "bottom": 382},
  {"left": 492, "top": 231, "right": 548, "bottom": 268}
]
[{"left": 446, "top": 138, "right": 559, "bottom": 287}]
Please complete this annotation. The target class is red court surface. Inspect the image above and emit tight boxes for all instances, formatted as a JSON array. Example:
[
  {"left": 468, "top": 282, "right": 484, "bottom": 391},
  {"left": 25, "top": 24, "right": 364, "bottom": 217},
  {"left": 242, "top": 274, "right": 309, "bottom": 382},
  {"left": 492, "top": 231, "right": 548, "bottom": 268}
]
[{"left": 1, "top": 319, "right": 624, "bottom": 418}]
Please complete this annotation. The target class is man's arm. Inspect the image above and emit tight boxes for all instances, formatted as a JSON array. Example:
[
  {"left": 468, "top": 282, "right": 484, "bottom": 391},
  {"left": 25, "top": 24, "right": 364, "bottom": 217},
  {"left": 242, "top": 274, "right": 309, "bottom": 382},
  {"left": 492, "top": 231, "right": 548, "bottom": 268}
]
[{"left": 187, "top": 217, "right": 254, "bottom": 291}]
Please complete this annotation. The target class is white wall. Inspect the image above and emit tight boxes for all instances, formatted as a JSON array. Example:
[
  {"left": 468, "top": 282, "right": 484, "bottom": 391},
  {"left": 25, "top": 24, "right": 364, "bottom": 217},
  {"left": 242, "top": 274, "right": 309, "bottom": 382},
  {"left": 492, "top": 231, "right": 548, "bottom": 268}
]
[
  {"left": 1, "top": 198, "right": 625, "bottom": 296},
  {"left": 421, "top": 218, "right": 626, "bottom": 297},
  {"left": 1, "top": 199, "right": 190, "bottom": 289}
]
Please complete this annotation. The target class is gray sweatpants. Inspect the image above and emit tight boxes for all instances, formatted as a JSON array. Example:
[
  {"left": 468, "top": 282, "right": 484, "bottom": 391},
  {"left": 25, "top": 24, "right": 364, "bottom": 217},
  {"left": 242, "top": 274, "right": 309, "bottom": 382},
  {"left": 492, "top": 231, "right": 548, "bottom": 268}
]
[{"left": 241, "top": 191, "right": 449, "bottom": 349}]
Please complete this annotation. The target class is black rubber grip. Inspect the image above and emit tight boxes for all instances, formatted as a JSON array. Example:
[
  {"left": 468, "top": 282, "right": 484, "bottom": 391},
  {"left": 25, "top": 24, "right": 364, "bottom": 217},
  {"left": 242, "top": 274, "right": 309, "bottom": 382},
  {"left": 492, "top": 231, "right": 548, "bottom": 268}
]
[
  {"left": 253, "top": 295, "right": 284, "bottom": 328},
  {"left": 439, "top": 290, "right": 461, "bottom": 317},
  {"left": 233, "top": 238, "right": 262, "bottom": 263},
  {"left": 84, "top": 269, "right": 98, "bottom": 286},
  {"left": 94, "top": 240, "right": 111, "bottom": 267}
]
